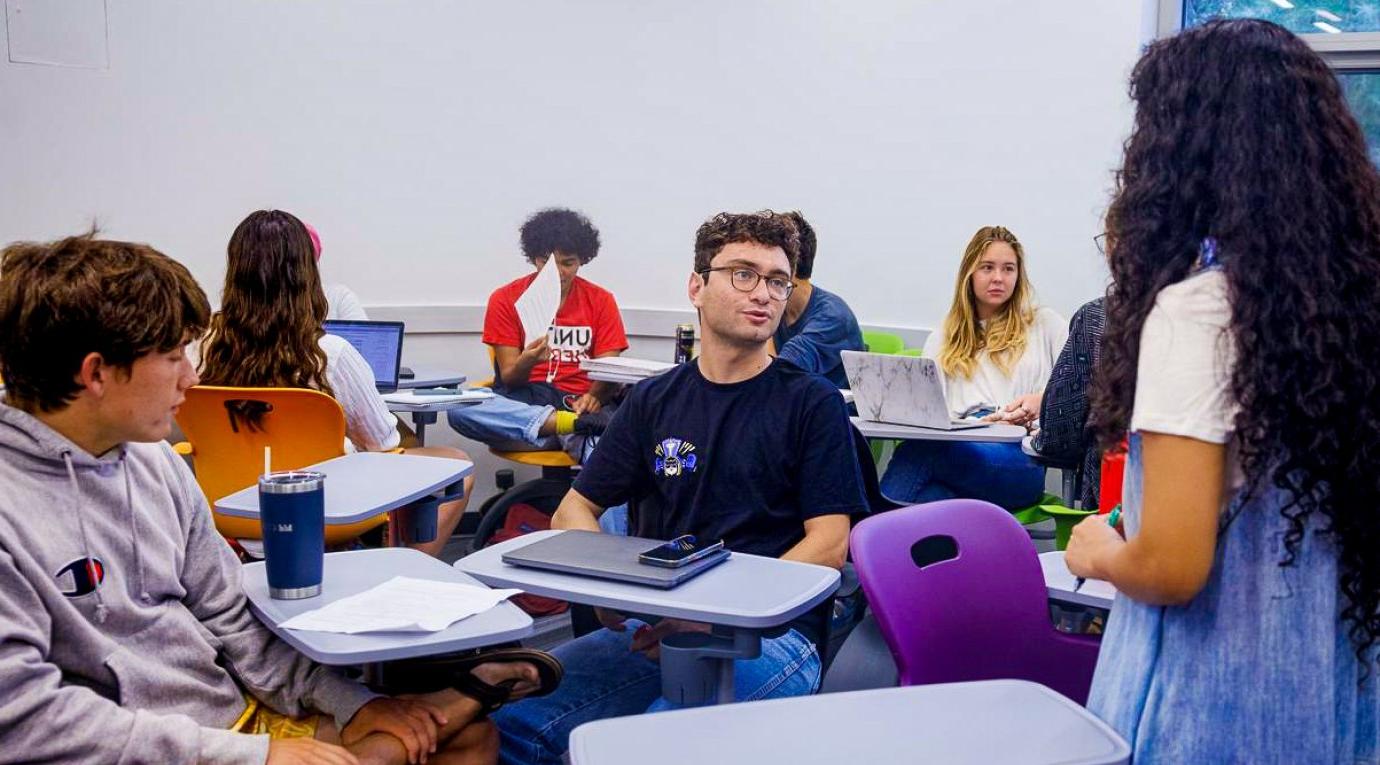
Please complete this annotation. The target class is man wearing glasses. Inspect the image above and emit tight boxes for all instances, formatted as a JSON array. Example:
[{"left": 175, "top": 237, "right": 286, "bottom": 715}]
[{"left": 492, "top": 211, "right": 867, "bottom": 765}]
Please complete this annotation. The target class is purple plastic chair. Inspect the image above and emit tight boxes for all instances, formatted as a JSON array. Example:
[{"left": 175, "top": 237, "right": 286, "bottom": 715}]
[{"left": 850, "top": 498, "right": 1100, "bottom": 704}]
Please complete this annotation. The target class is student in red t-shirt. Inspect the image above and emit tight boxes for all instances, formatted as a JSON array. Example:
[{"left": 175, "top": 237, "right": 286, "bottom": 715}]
[{"left": 448, "top": 208, "right": 628, "bottom": 450}]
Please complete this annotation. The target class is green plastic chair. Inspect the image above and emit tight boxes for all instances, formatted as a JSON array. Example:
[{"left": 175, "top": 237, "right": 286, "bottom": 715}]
[
  {"left": 861, "top": 331, "right": 904, "bottom": 355},
  {"left": 1010, "top": 494, "right": 1094, "bottom": 551},
  {"left": 897, "top": 347, "right": 923, "bottom": 357}
]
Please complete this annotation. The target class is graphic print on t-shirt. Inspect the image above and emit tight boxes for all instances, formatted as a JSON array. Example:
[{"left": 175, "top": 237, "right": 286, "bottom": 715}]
[
  {"left": 654, "top": 437, "right": 698, "bottom": 477},
  {"left": 548, "top": 325, "right": 593, "bottom": 364}
]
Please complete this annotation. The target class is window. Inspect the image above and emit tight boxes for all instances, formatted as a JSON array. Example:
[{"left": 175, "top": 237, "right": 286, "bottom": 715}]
[
  {"left": 1163, "top": 1, "right": 1380, "bottom": 161},
  {"left": 1339, "top": 72, "right": 1380, "bottom": 162},
  {"left": 1183, "top": 1, "right": 1380, "bottom": 35}
]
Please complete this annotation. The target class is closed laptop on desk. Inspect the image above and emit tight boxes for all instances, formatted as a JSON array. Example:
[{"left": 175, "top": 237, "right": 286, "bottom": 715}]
[{"left": 501, "top": 530, "right": 730, "bottom": 589}]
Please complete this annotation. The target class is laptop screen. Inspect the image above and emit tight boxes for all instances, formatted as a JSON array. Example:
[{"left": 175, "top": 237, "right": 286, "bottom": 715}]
[{"left": 322, "top": 320, "right": 404, "bottom": 392}]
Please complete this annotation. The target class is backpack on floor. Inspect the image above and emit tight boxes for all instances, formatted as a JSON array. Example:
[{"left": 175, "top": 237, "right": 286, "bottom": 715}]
[{"left": 486, "top": 503, "right": 569, "bottom": 616}]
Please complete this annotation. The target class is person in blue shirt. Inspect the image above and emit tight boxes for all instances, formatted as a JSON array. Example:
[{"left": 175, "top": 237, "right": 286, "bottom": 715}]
[
  {"left": 491, "top": 211, "right": 867, "bottom": 765},
  {"left": 770, "top": 211, "right": 865, "bottom": 388}
]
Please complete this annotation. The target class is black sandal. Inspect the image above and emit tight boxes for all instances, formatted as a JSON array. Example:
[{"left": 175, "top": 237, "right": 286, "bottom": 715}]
[{"left": 441, "top": 648, "right": 564, "bottom": 718}]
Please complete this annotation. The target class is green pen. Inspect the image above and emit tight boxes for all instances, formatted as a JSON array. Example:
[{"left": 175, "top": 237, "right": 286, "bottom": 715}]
[{"left": 1072, "top": 504, "right": 1122, "bottom": 593}]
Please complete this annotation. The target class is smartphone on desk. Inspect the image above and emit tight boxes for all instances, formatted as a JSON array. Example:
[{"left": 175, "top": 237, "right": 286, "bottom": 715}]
[{"left": 638, "top": 535, "right": 725, "bottom": 568}]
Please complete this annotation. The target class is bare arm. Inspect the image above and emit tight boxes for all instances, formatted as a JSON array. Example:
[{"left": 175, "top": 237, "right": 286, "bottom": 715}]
[
  {"left": 493, "top": 336, "right": 549, "bottom": 388},
  {"left": 551, "top": 487, "right": 604, "bottom": 532},
  {"left": 1065, "top": 432, "right": 1224, "bottom": 605},
  {"left": 780, "top": 514, "right": 850, "bottom": 570}
]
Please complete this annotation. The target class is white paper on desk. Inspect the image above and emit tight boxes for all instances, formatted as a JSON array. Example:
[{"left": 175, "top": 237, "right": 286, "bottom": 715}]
[
  {"left": 382, "top": 390, "right": 496, "bottom": 405},
  {"left": 514, "top": 259, "right": 561, "bottom": 348},
  {"left": 279, "top": 576, "right": 524, "bottom": 634},
  {"left": 579, "top": 357, "right": 675, "bottom": 376}
]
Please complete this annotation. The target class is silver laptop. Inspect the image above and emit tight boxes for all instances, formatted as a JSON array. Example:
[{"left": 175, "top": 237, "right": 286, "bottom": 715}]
[
  {"left": 501, "top": 530, "right": 731, "bottom": 589},
  {"left": 841, "top": 350, "right": 986, "bottom": 431}
]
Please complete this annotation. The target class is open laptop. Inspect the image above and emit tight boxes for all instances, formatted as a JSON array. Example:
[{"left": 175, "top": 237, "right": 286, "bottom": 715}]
[
  {"left": 501, "top": 530, "right": 731, "bottom": 589},
  {"left": 841, "top": 350, "right": 986, "bottom": 431},
  {"left": 322, "top": 320, "right": 405, "bottom": 393}
]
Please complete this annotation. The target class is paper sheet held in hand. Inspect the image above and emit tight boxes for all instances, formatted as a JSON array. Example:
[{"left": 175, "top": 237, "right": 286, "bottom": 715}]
[
  {"left": 514, "top": 258, "right": 562, "bottom": 347},
  {"left": 279, "top": 576, "right": 523, "bottom": 634}
]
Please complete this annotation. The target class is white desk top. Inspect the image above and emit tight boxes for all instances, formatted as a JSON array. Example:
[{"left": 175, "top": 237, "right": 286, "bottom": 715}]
[
  {"left": 214, "top": 452, "right": 472, "bottom": 525},
  {"left": 398, "top": 367, "right": 466, "bottom": 389},
  {"left": 569, "top": 679, "right": 1130, "bottom": 765},
  {"left": 455, "top": 529, "right": 840, "bottom": 629},
  {"left": 1041, "top": 551, "right": 1116, "bottom": 610},
  {"left": 244, "top": 548, "right": 532, "bottom": 664},
  {"left": 851, "top": 416, "right": 1027, "bottom": 443}
]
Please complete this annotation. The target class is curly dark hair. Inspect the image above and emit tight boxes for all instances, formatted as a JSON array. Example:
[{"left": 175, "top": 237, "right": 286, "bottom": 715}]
[
  {"left": 693, "top": 211, "right": 800, "bottom": 274},
  {"left": 1091, "top": 19, "right": 1380, "bottom": 663},
  {"left": 782, "top": 211, "right": 817, "bottom": 279},
  {"left": 519, "top": 208, "right": 601, "bottom": 264}
]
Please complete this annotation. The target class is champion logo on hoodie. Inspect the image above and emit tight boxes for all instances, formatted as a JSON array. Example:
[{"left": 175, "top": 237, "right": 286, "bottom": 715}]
[{"left": 54, "top": 557, "right": 106, "bottom": 597}]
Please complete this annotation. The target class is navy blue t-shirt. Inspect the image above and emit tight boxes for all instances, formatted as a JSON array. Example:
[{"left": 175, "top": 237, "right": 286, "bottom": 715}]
[
  {"left": 772, "top": 285, "right": 865, "bottom": 389},
  {"left": 575, "top": 358, "right": 866, "bottom": 559}
]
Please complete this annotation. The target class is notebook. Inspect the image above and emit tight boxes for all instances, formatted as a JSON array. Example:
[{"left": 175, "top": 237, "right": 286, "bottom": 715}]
[
  {"left": 501, "top": 530, "right": 731, "bottom": 589},
  {"left": 579, "top": 357, "right": 676, "bottom": 378},
  {"left": 841, "top": 350, "right": 986, "bottom": 431},
  {"left": 323, "top": 320, "right": 405, "bottom": 393}
]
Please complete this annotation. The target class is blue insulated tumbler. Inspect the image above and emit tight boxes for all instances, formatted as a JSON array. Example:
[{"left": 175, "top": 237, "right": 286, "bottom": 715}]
[{"left": 258, "top": 471, "right": 326, "bottom": 599}]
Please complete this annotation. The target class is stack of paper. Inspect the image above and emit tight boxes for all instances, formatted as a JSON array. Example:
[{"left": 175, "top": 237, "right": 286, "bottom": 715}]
[
  {"left": 382, "top": 389, "right": 496, "bottom": 406},
  {"left": 279, "top": 576, "right": 523, "bottom": 634},
  {"left": 579, "top": 356, "right": 676, "bottom": 378}
]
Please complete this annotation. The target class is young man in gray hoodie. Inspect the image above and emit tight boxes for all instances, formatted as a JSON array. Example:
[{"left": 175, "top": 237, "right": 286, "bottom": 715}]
[{"left": 0, "top": 234, "right": 555, "bottom": 765}]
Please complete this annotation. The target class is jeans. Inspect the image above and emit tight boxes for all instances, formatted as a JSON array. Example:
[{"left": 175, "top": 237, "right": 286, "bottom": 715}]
[
  {"left": 493, "top": 624, "right": 821, "bottom": 765},
  {"left": 597, "top": 504, "right": 629, "bottom": 536},
  {"left": 879, "top": 439, "right": 1044, "bottom": 509},
  {"left": 445, "top": 386, "right": 561, "bottom": 449}
]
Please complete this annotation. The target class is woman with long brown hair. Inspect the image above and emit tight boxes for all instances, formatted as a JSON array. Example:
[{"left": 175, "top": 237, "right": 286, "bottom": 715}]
[
  {"left": 200, "top": 209, "right": 472, "bottom": 557},
  {"left": 879, "top": 225, "right": 1066, "bottom": 508}
]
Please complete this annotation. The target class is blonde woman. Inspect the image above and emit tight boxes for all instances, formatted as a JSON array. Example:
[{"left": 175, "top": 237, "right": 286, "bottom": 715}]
[{"left": 880, "top": 225, "right": 1067, "bottom": 507}]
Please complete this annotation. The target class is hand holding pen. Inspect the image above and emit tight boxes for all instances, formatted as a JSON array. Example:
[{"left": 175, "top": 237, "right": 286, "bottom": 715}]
[{"left": 1072, "top": 504, "right": 1122, "bottom": 593}]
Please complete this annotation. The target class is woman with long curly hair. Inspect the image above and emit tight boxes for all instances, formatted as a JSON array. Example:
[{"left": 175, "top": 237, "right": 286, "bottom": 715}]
[
  {"left": 879, "top": 225, "right": 1066, "bottom": 508},
  {"left": 200, "top": 210, "right": 473, "bottom": 557},
  {"left": 1065, "top": 19, "right": 1380, "bottom": 761}
]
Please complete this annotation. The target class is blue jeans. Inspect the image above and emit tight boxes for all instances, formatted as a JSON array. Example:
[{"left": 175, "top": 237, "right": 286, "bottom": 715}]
[
  {"left": 880, "top": 440, "right": 1044, "bottom": 509},
  {"left": 447, "top": 388, "right": 561, "bottom": 450},
  {"left": 493, "top": 624, "right": 821, "bottom": 764}
]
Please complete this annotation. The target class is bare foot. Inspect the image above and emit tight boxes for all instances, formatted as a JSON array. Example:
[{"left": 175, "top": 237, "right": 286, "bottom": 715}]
[{"left": 470, "top": 661, "right": 542, "bottom": 699}]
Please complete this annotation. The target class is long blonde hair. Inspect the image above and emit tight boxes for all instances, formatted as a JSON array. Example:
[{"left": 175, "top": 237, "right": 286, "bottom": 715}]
[{"left": 937, "top": 225, "right": 1036, "bottom": 379}]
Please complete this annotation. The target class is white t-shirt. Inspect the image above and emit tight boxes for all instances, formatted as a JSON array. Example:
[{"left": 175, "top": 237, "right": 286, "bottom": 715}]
[
  {"left": 319, "top": 334, "right": 401, "bottom": 452},
  {"left": 325, "top": 283, "right": 368, "bottom": 321},
  {"left": 1130, "top": 269, "right": 1241, "bottom": 483},
  {"left": 922, "top": 306, "right": 1068, "bottom": 419}
]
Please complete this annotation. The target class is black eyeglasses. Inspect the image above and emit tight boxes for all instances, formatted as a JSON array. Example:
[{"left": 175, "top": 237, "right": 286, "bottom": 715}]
[
  {"left": 697, "top": 267, "right": 795, "bottom": 301},
  {"left": 1093, "top": 233, "right": 1108, "bottom": 255}
]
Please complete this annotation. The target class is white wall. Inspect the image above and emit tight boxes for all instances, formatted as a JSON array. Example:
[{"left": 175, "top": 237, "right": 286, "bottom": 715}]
[
  {"left": 2, "top": 0, "right": 1142, "bottom": 326},
  {"left": 0, "top": 0, "right": 1147, "bottom": 500}
]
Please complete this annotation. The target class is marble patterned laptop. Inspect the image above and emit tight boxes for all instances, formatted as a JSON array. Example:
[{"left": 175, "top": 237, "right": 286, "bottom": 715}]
[{"left": 841, "top": 350, "right": 984, "bottom": 430}]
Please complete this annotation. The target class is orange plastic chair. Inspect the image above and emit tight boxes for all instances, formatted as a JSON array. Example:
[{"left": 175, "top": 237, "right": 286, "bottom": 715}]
[{"left": 173, "top": 385, "right": 388, "bottom": 544}]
